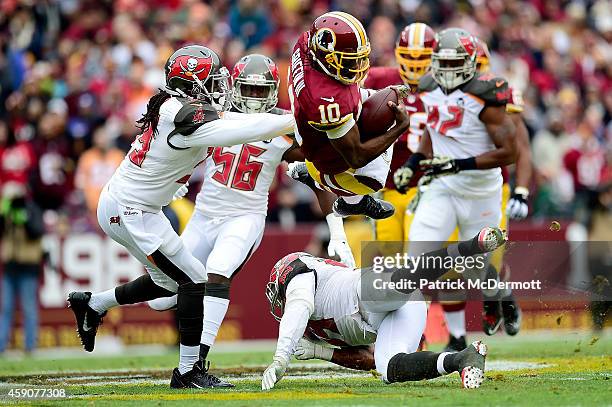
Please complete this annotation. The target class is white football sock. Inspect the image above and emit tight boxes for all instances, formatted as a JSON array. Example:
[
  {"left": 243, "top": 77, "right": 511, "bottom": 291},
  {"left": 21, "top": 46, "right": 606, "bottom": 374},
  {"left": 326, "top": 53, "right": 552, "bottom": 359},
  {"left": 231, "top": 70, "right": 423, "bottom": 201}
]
[
  {"left": 444, "top": 310, "right": 466, "bottom": 338},
  {"left": 88, "top": 288, "right": 119, "bottom": 314},
  {"left": 201, "top": 296, "right": 230, "bottom": 347},
  {"left": 178, "top": 344, "right": 200, "bottom": 374},
  {"left": 343, "top": 195, "right": 364, "bottom": 204}
]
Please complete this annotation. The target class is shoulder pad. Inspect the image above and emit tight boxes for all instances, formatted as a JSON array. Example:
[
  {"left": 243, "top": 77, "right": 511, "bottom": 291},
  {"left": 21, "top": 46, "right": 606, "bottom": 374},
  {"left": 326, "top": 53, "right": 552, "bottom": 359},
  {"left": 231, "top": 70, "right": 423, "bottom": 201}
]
[
  {"left": 173, "top": 98, "right": 220, "bottom": 136},
  {"left": 462, "top": 73, "right": 511, "bottom": 107},
  {"left": 506, "top": 88, "right": 524, "bottom": 113},
  {"left": 418, "top": 74, "right": 437, "bottom": 93}
]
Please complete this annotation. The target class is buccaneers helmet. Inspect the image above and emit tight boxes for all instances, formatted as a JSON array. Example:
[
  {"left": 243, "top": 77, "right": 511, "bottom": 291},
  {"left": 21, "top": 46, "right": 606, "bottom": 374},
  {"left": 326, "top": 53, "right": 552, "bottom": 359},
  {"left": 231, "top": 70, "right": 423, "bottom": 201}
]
[
  {"left": 430, "top": 28, "right": 478, "bottom": 91},
  {"left": 266, "top": 252, "right": 313, "bottom": 321},
  {"left": 309, "top": 11, "right": 371, "bottom": 85},
  {"left": 475, "top": 39, "right": 491, "bottom": 73},
  {"left": 395, "top": 23, "right": 436, "bottom": 85},
  {"left": 231, "top": 54, "right": 280, "bottom": 114},
  {"left": 164, "top": 45, "right": 231, "bottom": 110}
]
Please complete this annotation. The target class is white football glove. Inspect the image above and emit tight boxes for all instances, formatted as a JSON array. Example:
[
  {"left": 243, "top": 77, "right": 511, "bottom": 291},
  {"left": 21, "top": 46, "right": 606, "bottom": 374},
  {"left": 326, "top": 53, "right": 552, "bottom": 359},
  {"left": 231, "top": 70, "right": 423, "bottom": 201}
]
[
  {"left": 294, "top": 338, "right": 333, "bottom": 361},
  {"left": 261, "top": 358, "right": 287, "bottom": 391},
  {"left": 325, "top": 213, "right": 355, "bottom": 268},
  {"left": 393, "top": 166, "right": 414, "bottom": 194},
  {"left": 172, "top": 182, "right": 189, "bottom": 201},
  {"left": 507, "top": 187, "right": 529, "bottom": 220},
  {"left": 327, "top": 239, "right": 356, "bottom": 268}
]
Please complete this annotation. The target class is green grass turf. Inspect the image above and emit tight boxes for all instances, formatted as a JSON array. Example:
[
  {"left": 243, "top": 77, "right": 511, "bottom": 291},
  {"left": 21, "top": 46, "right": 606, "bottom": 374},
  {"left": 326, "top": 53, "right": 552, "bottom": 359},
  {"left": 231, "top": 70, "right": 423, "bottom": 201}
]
[{"left": 0, "top": 333, "right": 610, "bottom": 406}]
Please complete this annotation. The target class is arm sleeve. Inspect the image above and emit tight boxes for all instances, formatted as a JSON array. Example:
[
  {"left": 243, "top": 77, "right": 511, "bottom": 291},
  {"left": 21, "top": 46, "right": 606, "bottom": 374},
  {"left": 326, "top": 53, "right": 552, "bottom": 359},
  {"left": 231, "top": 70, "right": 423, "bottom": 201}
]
[
  {"left": 175, "top": 112, "right": 295, "bottom": 148},
  {"left": 273, "top": 273, "right": 316, "bottom": 364}
]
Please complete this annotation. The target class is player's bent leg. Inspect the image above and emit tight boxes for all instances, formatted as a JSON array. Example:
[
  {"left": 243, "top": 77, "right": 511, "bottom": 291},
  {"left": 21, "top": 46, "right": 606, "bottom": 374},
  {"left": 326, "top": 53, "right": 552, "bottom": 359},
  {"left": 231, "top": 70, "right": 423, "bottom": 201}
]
[
  {"left": 305, "top": 160, "right": 395, "bottom": 220},
  {"left": 374, "top": 301, "right": 427, "bottom": 380},
  {"left": 385, "top": 341, "right": 488, "bottom": 389}
]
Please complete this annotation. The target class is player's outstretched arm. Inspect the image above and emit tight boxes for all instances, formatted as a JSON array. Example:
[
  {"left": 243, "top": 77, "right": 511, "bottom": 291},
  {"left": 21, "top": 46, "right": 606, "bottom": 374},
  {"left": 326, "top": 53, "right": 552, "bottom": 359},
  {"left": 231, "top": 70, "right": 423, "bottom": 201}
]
[
  {"left": 262, "top": 274, "right": 315, "bottom": 390},
  {"left": 329, "top": 101, "right": 409, "bottom": 169},
  {"left": 180, "top": 111, "right": 295, "bottom": 148}
]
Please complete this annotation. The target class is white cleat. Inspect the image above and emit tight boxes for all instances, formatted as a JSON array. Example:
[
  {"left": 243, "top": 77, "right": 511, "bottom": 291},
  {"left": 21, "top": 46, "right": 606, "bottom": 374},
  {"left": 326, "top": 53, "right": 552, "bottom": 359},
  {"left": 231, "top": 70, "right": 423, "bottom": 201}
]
[
  {"left": 458, "top": 340, "right": 488, "bottom": 389},
  {"left": 477, "top": 227, "right": 508, "bottom": 253}
]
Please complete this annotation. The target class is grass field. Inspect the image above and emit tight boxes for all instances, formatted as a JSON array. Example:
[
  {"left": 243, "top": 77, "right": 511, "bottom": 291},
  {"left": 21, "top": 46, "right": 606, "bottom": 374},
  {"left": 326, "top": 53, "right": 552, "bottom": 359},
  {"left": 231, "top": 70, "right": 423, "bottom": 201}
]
[{"left": 0, "top": 332, "right": 610, "bottom": 406}]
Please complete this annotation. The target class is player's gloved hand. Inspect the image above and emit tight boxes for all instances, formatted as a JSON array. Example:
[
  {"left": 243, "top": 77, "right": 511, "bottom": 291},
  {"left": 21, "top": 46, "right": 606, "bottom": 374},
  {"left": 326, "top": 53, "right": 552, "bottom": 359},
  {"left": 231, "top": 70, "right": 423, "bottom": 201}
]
[
  {"left": 294, "top": 338, "right": 334, "bottom": 361},
  {"left": 388, "top": 101, "right": 410, "bottom": 131},
  {"left": 393, "top": 152, "right": 426, "bottom": 193},
  {"left": 420, "top": 156, "right": 459, "bottom": 177},
  {"left": 507, "top": 187, "right": 529, "bottom": 220},
  {"left": 261, "top": 357, "right": 288, "bottom": 391},
  {"left": 172, "top": 182, "right": 189, "bottom": 201},
  {"left": 325, "top": 214, "right": 356, "bottom": 268},
  {"left": 393, "top": 166, "right": 414, "bottom": 194},
  {"left": 420, "top": 156, "right": 477, "bottom": 179},
  {"left": 389, "top": 84, "right": 411, "bottom": 100},
  {"left": 327, "top": 239, "right": 355, "bottom": 268}
]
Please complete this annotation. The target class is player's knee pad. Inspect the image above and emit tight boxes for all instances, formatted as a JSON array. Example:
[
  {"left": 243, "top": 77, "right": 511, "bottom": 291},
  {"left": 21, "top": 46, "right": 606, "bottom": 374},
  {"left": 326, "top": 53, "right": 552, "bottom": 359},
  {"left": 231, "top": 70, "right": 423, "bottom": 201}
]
[
  {"left": 204, "top": 282, "right": 230, "bottom": 300},
  {"left": 386, "top": 351, "right": 440, "bottom": 383},
  {"left": 176, "top": 281, "right": 205, "bottom": 346},
  {"left": 115, "top": 274, "right": 175, "bottom": 305}
]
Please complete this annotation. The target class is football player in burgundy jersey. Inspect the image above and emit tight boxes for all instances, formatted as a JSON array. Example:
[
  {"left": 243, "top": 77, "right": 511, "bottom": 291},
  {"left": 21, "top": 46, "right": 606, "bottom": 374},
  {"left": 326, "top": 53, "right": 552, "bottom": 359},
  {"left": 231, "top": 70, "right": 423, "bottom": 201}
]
[
  {"left": 394, "top": 29, "right": 518, "bottom": 351},
  {"left": 288, "top": 11, "right": 410, "bottom": 220},
  {"left": 363, "top": 23, "right": 435, "bottom": 243},
  {"left": 67, "top": 46, "right": 295, "bottom": 388}
]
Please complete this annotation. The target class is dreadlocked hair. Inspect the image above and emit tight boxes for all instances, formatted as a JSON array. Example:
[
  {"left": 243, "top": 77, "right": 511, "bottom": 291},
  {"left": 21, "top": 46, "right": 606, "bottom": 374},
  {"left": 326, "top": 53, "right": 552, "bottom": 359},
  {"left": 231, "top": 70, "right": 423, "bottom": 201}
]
[{"left": 136, "top": 89, "right": 171, "bottom": 134}]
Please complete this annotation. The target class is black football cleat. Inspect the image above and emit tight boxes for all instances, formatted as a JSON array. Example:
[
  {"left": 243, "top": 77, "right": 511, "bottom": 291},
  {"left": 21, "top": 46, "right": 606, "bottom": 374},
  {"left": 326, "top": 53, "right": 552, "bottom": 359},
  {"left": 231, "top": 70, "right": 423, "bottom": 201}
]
[
  {"left": 170, "top": 360, "right": 234, "bottom": 389},
  {"left": 67, "top": 291, "right": 106, "bottom": 352},
  {"left": 501, "top": 294, "right": 521, "bottom": 336},
  {"left": 482, "top": 299, "right": 503, "bottom": 335},
  {"left": 443, "top": 334, "right": 467, "bottom": 352},
  {"left": 454, "top": 340, "right": 488, "bottom": 389},
  {"left": 332, "top": 195, "right": 395, "bottom": 219}
]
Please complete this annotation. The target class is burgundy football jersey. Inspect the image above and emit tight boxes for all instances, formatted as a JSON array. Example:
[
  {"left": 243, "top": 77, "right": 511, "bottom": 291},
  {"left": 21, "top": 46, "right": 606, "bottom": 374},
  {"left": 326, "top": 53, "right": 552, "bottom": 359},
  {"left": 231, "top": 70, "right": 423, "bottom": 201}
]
[
  {"left": 288, "top": 32, "right": 362, "bottom": 174},
  {"left": 364, "top": 66, "right": 427, "bottom": 189}
]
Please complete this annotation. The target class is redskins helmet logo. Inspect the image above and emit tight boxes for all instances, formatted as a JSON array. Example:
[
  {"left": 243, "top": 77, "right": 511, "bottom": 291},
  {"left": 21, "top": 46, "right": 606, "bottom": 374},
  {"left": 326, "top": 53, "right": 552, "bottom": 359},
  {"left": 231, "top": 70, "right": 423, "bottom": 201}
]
[{"left": 315, "top": 28, "right": 336, "bottom": 52}]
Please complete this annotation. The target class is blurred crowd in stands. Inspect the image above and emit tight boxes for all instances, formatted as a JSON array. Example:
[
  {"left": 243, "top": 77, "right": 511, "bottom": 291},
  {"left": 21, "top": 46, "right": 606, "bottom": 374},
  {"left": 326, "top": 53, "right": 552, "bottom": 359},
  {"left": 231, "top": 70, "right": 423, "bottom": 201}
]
[{"left": 0, "top": 0, "right": 610, "bottom": 233}]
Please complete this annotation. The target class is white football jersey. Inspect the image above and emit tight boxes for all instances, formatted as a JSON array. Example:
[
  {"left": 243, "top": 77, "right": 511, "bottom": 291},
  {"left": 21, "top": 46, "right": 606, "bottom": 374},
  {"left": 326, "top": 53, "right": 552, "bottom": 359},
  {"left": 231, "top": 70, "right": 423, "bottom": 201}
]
[
  {"left": 195, "top": 136, "right": 294, "bottom": 217},
  {"left": 420, "top": 80, "right": 503, "bottom": 198},
  {"left": 106, "top": 97, "right": 294, "bottom": 212},
  {"left": 300, "top": 257, "right": 378, "bottom": 347}
]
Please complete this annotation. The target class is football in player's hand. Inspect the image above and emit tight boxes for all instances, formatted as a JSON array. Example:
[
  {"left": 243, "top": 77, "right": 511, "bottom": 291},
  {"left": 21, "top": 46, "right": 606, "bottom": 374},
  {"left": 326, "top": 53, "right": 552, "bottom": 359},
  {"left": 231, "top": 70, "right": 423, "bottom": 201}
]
[{"left": 357, "top": 88, "right": 399, "bottom": 140}]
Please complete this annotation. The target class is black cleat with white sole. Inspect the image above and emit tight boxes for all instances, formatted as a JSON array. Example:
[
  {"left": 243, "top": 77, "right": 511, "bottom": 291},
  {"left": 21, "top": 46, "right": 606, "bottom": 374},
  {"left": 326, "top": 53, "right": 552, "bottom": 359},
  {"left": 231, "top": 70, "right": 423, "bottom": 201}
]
[
  {"left": 454, "top": 340, "right": 488, "bottom": 389},
  {"left": 170, "top": 360, "right": 235, "bottom": 389},
  {"left": 67, "top": 291, "right": 106, "bottom": 352},
  {"left": 333, "top": 195, "right": 395, "bottom": 220}
]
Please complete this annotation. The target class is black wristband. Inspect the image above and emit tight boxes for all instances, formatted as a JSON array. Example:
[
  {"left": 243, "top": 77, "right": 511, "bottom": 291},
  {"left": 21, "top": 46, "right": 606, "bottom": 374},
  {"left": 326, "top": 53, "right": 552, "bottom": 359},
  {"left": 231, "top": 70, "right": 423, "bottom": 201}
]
[
  {"left": 406, "top": 152, "right": 426, "bottom": 170},
  {"left": 455, "top": 157, "right": 477, "bottom": 171}
]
